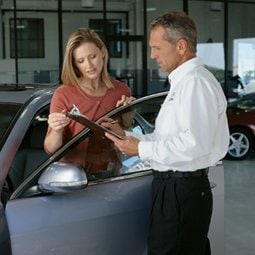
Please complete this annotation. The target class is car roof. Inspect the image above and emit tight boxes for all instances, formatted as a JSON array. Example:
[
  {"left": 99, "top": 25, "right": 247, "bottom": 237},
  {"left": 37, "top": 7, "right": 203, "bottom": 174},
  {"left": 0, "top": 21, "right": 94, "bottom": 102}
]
[{"left": 0, "top": 84, "right": 57, "bottom": 104}]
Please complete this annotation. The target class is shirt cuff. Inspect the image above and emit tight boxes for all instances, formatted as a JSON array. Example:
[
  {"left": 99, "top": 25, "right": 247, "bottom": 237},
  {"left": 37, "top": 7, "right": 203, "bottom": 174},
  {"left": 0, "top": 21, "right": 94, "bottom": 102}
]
[{"left": 138, "top": 141, "right": 152, "bottom": 161}]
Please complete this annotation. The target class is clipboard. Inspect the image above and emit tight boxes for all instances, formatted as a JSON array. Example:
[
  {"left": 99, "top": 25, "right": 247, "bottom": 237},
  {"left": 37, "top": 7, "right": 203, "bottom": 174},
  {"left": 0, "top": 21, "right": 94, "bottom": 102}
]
[{"left": 66, "top": 111, "right": 124, "bottom": 140}]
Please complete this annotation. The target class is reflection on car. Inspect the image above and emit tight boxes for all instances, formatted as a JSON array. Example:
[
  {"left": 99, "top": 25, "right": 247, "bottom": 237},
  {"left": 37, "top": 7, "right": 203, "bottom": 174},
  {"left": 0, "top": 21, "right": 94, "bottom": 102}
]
[
  {"left": 0, "top": 84, "right": 224, "bottom": 255},
  {"left": 227, "top": 92, "right": 255, "bottom": 160}
]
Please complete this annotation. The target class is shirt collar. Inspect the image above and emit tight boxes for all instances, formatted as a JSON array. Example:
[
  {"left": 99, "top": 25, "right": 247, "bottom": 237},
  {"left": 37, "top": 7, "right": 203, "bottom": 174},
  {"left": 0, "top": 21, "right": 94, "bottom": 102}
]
[{"left": 168, "top": 57, "right": 204, "bottom": 90}]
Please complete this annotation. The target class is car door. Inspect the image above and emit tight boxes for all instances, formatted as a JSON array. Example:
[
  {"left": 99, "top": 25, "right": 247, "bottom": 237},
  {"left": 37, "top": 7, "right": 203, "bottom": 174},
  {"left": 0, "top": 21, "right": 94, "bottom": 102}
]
[
  {"left": 4, "top": 93, "right": 167, "bottom": 255},
  {"left": 6, "top": 173, "right": 152, "bottom": 255}
]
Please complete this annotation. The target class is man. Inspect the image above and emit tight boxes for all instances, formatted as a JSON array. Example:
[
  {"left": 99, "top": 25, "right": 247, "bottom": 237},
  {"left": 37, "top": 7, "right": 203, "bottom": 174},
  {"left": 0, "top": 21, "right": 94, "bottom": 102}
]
[{"left": 105, "top": 11, "right": 229, "bottom": 255}]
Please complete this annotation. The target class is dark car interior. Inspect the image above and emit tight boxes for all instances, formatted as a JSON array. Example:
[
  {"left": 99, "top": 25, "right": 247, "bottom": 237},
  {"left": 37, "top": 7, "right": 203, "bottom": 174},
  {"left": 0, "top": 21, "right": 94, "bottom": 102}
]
[
  {"left": 8, "top": 120, "right": 48, "bottom": 190},
  {"left": 0, "top": 103, "right": 21, "bottom": 145},
  {"left": 1, "top": 108, "right": 49, "bottom": 205}
]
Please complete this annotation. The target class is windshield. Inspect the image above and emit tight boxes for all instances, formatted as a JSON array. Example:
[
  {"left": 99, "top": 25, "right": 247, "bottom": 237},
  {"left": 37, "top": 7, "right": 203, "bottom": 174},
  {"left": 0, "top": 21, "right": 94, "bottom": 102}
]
[
  {"left": 0, "top": 103, "right": 21, "bottom": 142},
  {"left": 228, "top": 93, "right": 255, "bottom": 110},
  {"left": 237, "top": 98, "right": 255, "bottom": 110}
]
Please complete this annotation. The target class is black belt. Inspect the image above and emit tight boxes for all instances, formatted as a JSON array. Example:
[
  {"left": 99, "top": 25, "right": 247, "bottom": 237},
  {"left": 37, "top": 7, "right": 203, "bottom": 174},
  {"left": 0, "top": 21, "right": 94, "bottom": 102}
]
[{"left": 153, "top": 168, "right": 209, "bottom": 179}]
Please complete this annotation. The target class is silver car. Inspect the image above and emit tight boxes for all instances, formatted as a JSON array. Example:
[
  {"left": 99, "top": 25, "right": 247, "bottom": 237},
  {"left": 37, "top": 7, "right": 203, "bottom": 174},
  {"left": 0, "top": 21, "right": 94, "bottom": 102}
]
[{"left": 0, "top": 84, "right": 224, "bottom": 255}]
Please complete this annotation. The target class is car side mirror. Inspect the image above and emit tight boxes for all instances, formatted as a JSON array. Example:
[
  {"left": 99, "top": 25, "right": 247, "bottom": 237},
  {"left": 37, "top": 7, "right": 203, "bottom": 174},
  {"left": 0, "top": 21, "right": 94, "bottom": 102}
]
[{"left": 38, "top": 162, "right": 88, "bottom": 193}]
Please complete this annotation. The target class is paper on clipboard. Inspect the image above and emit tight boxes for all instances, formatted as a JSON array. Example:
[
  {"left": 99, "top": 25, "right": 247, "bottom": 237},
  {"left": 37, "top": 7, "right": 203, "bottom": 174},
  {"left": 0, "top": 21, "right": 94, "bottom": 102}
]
[{"left": 66, "top": 111, "right": 124, "bottom": 140}]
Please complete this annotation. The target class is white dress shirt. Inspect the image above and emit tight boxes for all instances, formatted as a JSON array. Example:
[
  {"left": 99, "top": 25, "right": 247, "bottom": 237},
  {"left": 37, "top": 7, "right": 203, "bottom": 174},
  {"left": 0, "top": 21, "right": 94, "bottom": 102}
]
[{"left": 134, "top": 57, "right": 230, "bottom": 172}]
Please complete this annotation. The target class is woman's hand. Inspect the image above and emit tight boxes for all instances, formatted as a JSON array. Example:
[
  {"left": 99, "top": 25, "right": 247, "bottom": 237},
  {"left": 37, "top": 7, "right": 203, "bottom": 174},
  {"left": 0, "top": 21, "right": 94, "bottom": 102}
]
[
  {"left": 116, "top": 95, "right": 136, "bottom": 107},
  {"left": 45, "top": 110, "right": 70, "bottom": 154},
  {"left": 48, "top": 110, "right": 70, "bottom": 132},
  {"left": 98, "top": 117, "right": 125, "bottom": 137}
]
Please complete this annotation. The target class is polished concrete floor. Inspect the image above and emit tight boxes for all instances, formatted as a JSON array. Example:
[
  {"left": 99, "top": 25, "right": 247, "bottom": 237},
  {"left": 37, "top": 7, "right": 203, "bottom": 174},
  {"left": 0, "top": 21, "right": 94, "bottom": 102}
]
[{"left": 224, "top": 152, "right": 255, "bottom": 255}]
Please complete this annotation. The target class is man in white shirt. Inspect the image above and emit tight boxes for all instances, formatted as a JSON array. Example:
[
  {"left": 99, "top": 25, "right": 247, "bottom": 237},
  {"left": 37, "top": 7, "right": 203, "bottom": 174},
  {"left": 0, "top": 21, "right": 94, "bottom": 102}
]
[{"left": 105, "top": 11, "right": 229, "bottom": 255}]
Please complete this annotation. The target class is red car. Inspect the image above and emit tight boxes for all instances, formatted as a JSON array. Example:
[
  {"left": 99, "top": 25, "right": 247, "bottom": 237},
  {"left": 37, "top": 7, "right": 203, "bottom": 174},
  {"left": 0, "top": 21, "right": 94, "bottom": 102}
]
[{"left": 227, "top": 93, "right": 255, "bottom": 160}]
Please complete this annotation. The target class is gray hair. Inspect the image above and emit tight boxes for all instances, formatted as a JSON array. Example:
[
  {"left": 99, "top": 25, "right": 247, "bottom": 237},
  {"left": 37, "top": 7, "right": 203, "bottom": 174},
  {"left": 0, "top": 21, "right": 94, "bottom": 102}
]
[{"left": 149, "top": 11, "right": 197, "bottom": 53}]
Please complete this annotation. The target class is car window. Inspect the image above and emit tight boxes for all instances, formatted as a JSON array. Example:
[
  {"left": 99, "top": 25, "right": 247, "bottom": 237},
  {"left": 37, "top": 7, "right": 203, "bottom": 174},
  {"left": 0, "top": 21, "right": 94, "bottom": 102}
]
[
  {"left": 0, "top": 103, "right": 21, "bottom": 144},
  {"left": 38, "top": 95, "right": 166, "bottom": 182},
  {"left": 237, "top": 98, "right": 255, "bottom": 110},
  {"left": 106, "top": 93, "right": 165, "bottom": 175},
  {"left": 228, "top": 93, "right": 255, "bottom": 110},
  {"left": 56, "top": 95, "right": 166, "bottom": 181},
  {"left": 36, "top": 95, "right": 165, "bottom": 183},
  {"left": 8, "top": 108, "right": 49, "bottom": 191},
  {"left": 134, "top": 97, "right": 163, "bottom": 125}
]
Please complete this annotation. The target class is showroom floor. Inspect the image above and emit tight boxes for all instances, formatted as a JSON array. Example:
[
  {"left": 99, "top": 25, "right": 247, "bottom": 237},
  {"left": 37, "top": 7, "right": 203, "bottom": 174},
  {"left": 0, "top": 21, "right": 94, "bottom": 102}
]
[{"left": 224, "top": 152, "right": 255, "bottom": 255}]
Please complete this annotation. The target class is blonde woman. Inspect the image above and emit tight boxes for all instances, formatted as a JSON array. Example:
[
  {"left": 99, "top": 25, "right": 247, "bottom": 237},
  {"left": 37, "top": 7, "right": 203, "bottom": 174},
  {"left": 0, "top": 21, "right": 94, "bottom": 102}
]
[{"left": 44, "top": 28, "right": 132, "bottom": 175}]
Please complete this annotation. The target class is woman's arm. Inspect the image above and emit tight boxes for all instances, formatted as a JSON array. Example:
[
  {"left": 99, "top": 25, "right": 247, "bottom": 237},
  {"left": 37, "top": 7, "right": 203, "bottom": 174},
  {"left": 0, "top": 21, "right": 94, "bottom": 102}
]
[{"left": 44, "top": 111, "right": 70, "bottom": 154}]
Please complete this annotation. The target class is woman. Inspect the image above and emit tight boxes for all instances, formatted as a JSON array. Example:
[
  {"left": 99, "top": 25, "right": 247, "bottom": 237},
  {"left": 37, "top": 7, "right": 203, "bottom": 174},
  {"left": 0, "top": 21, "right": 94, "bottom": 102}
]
[{"left": 44, "top": 28, "right": 132, "bottom": 176}]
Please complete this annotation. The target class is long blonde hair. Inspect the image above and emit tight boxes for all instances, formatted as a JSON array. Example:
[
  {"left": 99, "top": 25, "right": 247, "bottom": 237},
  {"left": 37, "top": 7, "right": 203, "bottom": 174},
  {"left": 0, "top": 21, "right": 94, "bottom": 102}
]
[{"left": 61, "top": 28, "right": 113, "bottom": 88}]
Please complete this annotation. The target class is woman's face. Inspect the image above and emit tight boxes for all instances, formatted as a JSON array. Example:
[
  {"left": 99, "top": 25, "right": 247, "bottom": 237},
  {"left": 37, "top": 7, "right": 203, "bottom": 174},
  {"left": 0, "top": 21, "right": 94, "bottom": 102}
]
[{"left": 73, "top": 42, "right": 104, "bottom": 80}]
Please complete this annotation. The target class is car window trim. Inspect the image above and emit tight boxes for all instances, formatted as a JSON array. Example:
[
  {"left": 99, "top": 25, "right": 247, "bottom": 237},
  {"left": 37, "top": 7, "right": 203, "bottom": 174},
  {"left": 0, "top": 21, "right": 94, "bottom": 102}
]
[{"left": 88, "top": 170, "right": 152, "bottom": 186}]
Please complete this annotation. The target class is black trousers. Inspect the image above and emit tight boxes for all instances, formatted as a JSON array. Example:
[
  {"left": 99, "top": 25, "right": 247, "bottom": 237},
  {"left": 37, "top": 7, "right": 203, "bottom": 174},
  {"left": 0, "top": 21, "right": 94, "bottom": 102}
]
[{"left": 148, "top": 173, "right": 213, "bottom": 255}]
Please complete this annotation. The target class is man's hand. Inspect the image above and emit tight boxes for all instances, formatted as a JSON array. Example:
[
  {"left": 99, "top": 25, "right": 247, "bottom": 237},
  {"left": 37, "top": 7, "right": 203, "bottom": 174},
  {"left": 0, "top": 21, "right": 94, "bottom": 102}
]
[{"left": 105, "top": 132, "right": 139, "bottom": 157}]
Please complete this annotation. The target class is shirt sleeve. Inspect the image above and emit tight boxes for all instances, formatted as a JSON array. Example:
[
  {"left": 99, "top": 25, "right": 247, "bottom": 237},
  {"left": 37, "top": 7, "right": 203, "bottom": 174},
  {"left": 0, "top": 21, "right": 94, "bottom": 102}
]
[
  {"left": 138, "top": 75, "right": 224, "bottom": 168},
  {"left": 49, "top": 87, "right": 70, "bottom": 113}
]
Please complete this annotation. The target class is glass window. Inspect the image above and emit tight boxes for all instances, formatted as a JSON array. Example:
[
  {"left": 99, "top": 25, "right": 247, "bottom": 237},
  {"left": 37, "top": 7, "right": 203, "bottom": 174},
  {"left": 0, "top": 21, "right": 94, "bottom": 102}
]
[
  {"left": 10, "top": 18, "right": 44, "bottom": 58},
  {"left": 115, "top": 95, "right": 166, "bottom": 175},
  {"left": 146, "top": 0, "right": 183, "bottom": 94},
  {"left": 84, "top": 93, "right": 167, "bottom": 179},
  {"left": 229, "top": 2, "right": 255, "bottom": 98},
  {"left": 189, "top": 0, "right": 225, "bottom": 88},
  {"left": 0, "top": 103, "right": 21, "bottom": 143},
  {"left": 8, "top": 107, "right": 49, "bottom": 190},
  {"left": 231, "top": 94, "right": 255, "bottom": 110},
  {"left": 0, "top": 0, "right": 59, "bottom": 84},
  {"left": 90, "top": 19, "right": 122, "bottom": 58}
]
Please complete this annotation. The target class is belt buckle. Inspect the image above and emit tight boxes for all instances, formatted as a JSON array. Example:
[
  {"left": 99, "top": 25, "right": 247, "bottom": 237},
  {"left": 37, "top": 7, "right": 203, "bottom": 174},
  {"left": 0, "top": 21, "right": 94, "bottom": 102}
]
[{"left": 162, "top": 171, "right": 171, "bottom": 179}]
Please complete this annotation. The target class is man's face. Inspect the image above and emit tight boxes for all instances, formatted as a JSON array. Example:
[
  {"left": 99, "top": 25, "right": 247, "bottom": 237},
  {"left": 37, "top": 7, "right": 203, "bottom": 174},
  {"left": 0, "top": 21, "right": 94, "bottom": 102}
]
[{"left": 149, "top": 26, "right": 181, "bottom": 73}]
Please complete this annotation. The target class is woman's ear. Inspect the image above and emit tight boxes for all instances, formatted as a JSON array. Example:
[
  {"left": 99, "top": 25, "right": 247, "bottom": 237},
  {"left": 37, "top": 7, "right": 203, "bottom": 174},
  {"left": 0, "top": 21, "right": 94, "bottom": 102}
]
[{"left": 101, "top": 47, "right": 106, "bottom": 58}]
